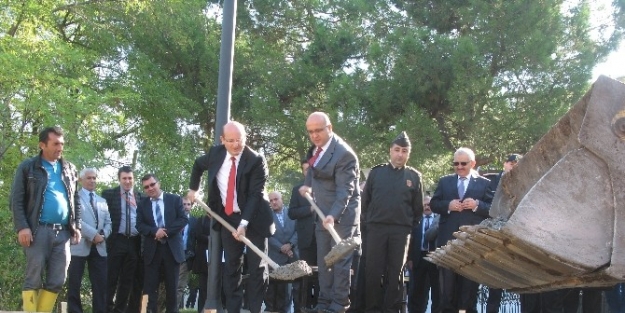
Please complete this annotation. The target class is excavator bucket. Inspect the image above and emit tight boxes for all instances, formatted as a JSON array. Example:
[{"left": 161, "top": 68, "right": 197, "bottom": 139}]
[{"left": 426, "top": 76, "right": 625, "bottom": 293}]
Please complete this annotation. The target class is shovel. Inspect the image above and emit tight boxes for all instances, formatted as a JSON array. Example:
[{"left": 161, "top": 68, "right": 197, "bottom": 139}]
[
  {"left": 304, "top": 192, "right": 361, "bottom": 266},
  {"left": 194, "top": 198, "right": 312, "bottom": 280}
]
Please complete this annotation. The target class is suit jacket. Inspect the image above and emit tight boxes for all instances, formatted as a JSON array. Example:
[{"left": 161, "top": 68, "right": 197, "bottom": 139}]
[
  {"left": 189, "top": 145, "right": 274, "bottom": 238},
  {"left": 430, "top": 172, "right": 493, "bottom": 247},
  {"left": 269, "top": 208, "right": 298, "bottom": 265},
  {"left": 136, "top": 192, "right": 188, "bottom": 264},
  {"left": 71, "top": 189, "right": 112, "bottom": 257},
  {"left": 183, "top": 215, "right": 197, "bottom": 269},
  {"left": 407, "top": 214, "right": 439, "bottom": 267},
  {"left": 192, "top": 215, "right": 211, "bottom": 274},
  {"left": 288, "top": 183, "right": 315, "bottom": 249},
  {"left": 304, "top": 134, "right": 360, "bottom": 225},
  {"left": 102, "top": 186, "right": 144, "bottom": 235}
]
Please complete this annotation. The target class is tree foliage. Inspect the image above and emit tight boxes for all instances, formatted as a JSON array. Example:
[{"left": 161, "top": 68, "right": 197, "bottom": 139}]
[{"left": 0, "top": 0, "right": 623, "bottom": 309}]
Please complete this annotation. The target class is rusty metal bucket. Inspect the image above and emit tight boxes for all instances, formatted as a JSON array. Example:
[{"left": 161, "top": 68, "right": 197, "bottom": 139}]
[{"left": 426, "top": 76, "right": 625, "bottom": 293}]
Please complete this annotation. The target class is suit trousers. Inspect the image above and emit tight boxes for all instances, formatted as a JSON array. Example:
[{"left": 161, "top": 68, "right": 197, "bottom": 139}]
[
  {"left": 439, "top": 267, "right": 479, "bottom": 313},
  {"left": 177, "top": 261, "right": 191, "bottom": 308},
  {"left": 144, "top": 242, "right": 181, "bottom": 313},
  {"left": 106, "top": 234, "right": 141, "bottom": 313},
  {"left": 408, "top": 251, "right": 439, "bottom": 313},
  {"left": 364, "top": 225, "right": 411, "bottom": 313},
  {"left": 316, "top": 223, "right": 357, "bottom": 312},
  {"left": 67, "top": 245, "right": 107, "bottom": 313},
  {"left": 221, "top": 226, "right": 268, "bottom": 313},
  {"left": 23, "top": 228, "right": 71, "bottom": 292}
]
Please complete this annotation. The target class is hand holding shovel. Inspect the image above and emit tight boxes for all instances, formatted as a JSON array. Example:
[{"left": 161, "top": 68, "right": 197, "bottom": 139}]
[
  {"left": 303, "top": 192, "right": 361, "bottom": 266},
  {"left": 194, "top": 198, "right": 312, "bottom": 280}
]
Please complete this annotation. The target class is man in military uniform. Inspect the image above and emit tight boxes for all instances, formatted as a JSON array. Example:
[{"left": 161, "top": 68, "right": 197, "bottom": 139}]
[{"left": 361, "top": 131, "right": 424, "bottom": 313}]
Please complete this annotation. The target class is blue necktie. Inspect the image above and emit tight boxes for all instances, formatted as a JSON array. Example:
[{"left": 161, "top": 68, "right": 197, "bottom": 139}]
[
  {"left": 422, "top": 215, "right": 431, "bottom": 250},
  {"left": 458, "top": 177, "right": 467, "bottom": 199},
  {"left": 153, "top": 199, "right": 164, "bottom": 228}
]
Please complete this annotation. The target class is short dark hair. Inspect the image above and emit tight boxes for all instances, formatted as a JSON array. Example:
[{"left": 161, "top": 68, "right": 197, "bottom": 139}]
[
  {"left": 118, "top": 165, "right": 134, "bottom": 179},
  {"left": 141, "top": 173, "right": 158, "bottom": 183},
  {"left": 38, "top": 126, "right": 64, "bottom": 144}
]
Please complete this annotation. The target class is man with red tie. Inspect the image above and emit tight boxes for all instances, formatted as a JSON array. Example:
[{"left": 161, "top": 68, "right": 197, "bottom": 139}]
[{"left": 187, "top": 121, "right": 274, "bottom": 313}]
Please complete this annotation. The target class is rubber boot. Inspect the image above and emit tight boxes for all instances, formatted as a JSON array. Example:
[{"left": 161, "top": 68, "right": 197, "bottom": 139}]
[
  {"left": 22, "top": 290, "right": 38, "bottom": 312},
  {"left": 36, "top": 289, "right": 59, "bottom": 313}
]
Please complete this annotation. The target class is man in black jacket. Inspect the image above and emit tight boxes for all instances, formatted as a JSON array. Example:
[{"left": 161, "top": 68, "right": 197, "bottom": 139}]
[
  {"left": 102, "top": 166, "right": 144, "bottom": 313},
  {"left": 10, "top": 126, "right": 82, "bottom": 313}
]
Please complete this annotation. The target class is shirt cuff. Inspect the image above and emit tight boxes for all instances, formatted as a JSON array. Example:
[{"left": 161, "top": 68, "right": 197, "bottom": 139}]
[{"left": 239, "top": 219, "right": 249, "bottom": 228}]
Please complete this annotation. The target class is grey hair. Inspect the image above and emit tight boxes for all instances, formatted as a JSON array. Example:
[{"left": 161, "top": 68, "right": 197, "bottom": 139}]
[
  {"left": 79, "top": 167, "right": 98, "bottom": 179},
  {"left": 454, "top": 147, "right": 475, "bottom": 161}
]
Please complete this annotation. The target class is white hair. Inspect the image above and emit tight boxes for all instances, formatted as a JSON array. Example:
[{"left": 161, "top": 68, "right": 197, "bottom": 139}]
[{"left": 454, "top": 147, "right": 475, "bottom": 161}]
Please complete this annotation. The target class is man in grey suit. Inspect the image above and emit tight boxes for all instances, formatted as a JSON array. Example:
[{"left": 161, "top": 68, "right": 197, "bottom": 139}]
[
  {"left": 265, "top": 191, "right": 298, "bottom": 313},
  {"left": 67, "top": 168, "right": 112, "bottom": 313},
  {"left": 430, "top": 147, "right": 493, "bottom": 313},
  {"left": 299, "top": 112, "right": 361, "bottom": 313}
]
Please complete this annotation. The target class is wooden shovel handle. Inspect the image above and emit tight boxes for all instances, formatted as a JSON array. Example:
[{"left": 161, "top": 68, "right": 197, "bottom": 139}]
[
  {"left": 303, "top": 192, "right": 343, "bottom": 244},
  {"left": 194, "top": 198, "right": 279, "bottom": 269}
]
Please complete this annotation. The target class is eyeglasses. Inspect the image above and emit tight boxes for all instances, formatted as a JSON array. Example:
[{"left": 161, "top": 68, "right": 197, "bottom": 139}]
[
  {"left": 223, "top": 138, "right": 243, "bottom": 144},
  {"left": 143, "top": 182, "right": 157, "bottom": 189},
  {"left": 452, "top": 161, "right": 469, "bottom": 167},
  {"left": 307, "top": 125, "right": 329, "bottom": 135}
]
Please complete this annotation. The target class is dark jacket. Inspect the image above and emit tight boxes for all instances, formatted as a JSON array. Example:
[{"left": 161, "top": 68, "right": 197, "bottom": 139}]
[
  {"left": 189, "top": 145, "right": 274, "bottom": 238},
  {"left": 10, "top": 153, "right": 82, "bottom": 235}
]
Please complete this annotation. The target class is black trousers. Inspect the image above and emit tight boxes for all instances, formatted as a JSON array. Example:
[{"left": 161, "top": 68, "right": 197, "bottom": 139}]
[
  {"left": 67, "top": 245, "right": 107, "bottom": 313},
  {"left": 439, "top": 268, "right": 479, "bottom": 313},
  {"left": 144, "top": 242, "right": 180, "bottom": 313},
  {"left": 408, "top": 252, "right": 439, "bottom": 313},
  {"left": 364, "top": 224, "right": 411, "bottom": 313},
  {"left": 106, "top": 234, "right": 142, "bottom": 313},
  {"left": 221, "top": 226, "right": 268, "bottom": 313}
]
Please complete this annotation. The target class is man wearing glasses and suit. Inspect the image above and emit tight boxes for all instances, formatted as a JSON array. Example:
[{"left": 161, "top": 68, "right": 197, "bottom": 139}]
[
  {"left": 187, "top": 121, "right": 274, "bottom": 313},
  {"left": 430, "top": 147, "right": 493, "bottom": 313}
]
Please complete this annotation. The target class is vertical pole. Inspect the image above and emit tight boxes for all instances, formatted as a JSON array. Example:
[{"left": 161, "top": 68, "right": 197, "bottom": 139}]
[{"left": 204, "top": 0, "right": 237, "bottom": 312}]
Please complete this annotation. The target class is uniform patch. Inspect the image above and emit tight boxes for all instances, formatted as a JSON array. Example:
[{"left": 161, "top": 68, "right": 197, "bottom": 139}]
[{"left": 406, "top": 180, "right": 412, "bottom": 187}]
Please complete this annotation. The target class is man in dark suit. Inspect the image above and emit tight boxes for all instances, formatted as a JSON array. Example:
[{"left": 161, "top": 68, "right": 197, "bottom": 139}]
[
  {"left": 430, "top": 147, "right": 493, "bottom": 313},
  {"left": 188, "top": 121, "right": 274, "bottom": 313},
  {"left": 102, "top": 166, "right": 144, "bottom": 313},
  {"left": 136, "top": 174, "right": 188, "bottom": 313},
  {"left": 266, "top": 191, "right": 298, "bottom": 313},
  {"left": 299, "top": 112, "right": 360, "bottom": 313},
  {"left": 177, "top": 197, "right": 197, "bottom": 309},
  {"left": 288, "top": 157, "right": 316, "bottom": 265},
  {"left": 407, "top": 196, "right": 439, "bottom": 313}
]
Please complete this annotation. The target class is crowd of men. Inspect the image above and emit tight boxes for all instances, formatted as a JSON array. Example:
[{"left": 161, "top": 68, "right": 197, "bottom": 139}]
[{"left": 10, "top": 116, "right": 620, "bottom": 313}]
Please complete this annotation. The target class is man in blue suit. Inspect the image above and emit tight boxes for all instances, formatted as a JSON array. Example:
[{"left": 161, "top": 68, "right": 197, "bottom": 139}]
[
  {"left": 136, "top": 174, "right": 188, "bottom": 313},
  {"left": 430, "top": 147, "right": 493, "bottom": 313}
]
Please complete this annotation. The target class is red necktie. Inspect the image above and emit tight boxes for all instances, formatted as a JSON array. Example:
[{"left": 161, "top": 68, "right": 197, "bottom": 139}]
[
  {"left": 308, "top": 147, "right": 323, "bottom": 167},
  {"left": 225, "top": 156, "right": 236, "bottom": 216}
]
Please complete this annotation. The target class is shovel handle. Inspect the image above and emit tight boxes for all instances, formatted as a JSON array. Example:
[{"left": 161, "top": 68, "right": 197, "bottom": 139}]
[
  {"left": 303, "top": 192, "right": 343, "bottom": 244},
  {"left": 194, "top": 198, "right": 280, "bottom": 270}
]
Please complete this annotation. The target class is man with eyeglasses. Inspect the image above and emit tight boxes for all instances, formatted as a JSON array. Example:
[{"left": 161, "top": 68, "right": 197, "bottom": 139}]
[
  {"left": 102, "top": 166, "right": 145, "bottom": 313},
  {"left": 177, "top": 197, "right": 197, "bottom": 309},
  {"left": 188, "top": 121, "right": 274, "bottom": 313},
  {"left": 430, "top": 147, "right": 493, "bottom": 313},
  {"left": 136, "top": 174, "right": 188, "bottom": 313},
  {"left": 299, "top": 112, "right": 360, "bottom": 313}
]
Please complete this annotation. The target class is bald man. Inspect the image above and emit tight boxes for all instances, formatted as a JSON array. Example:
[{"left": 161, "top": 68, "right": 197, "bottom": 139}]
[{"left": 188, "top": 121, "right": 274, "bottom": 313}]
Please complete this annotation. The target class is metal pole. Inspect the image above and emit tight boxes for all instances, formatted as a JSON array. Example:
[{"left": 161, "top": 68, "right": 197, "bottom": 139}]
[{"left": 204, "top": 0, "right": 237, "bottom": 312}]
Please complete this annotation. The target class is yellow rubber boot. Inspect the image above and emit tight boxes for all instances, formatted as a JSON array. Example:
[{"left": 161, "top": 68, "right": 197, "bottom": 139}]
[
  {"left": 22, "top": 290, "right": 38, "bottom": 312},
  {"left": 36, "top": 289, "right": 58, "bottom": 313}
]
